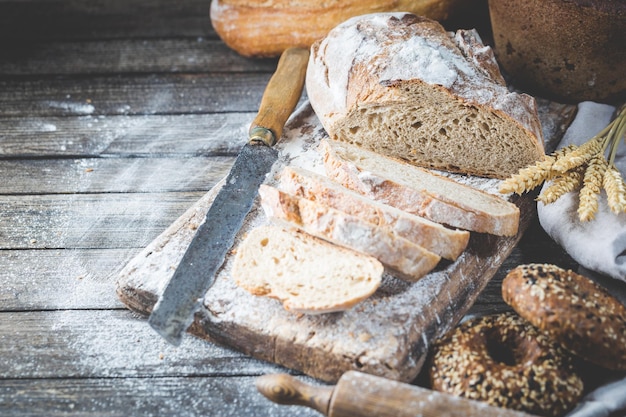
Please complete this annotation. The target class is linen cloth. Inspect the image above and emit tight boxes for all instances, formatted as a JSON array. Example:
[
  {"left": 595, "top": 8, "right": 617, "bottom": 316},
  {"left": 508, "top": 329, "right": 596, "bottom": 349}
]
[{"left": 537, "top": 102, "right": 626, "bottom": 282}]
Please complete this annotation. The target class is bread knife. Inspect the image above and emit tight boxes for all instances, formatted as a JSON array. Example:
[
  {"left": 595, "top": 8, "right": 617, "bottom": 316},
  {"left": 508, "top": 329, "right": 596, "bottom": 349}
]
[
  {"left": 256, "top": 371, "right": 539, "bottom": 417},
  {"left": 148, "top": 47, "right": 310, "bottom": 345}
]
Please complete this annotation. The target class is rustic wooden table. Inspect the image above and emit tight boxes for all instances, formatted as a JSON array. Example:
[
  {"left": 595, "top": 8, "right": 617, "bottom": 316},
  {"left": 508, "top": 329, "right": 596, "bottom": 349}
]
[{"left": 1, "top": 1, "right": 624, "bottom": 416}]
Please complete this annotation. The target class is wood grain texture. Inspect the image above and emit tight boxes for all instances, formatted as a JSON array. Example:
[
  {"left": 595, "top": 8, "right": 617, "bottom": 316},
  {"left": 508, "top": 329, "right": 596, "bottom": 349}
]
[
  {"left": 0, "top": 192, "right": 204, "bottom": 249},
  {"left": 0, "top": 39, "right": 276, "bottom": 75},
  {"left": 0, "top": 114, "right": 254, "bottom": 157},
  {"left": 0, "top": 73, "right": 272, "bottom": 117},
  {"left": 116, "top": 102, "right": 568, "bottom": 384},
  {"left": 0, "top": 0, "right": 215, "bottom": 41},
  {"left": 0, "top": 309, "right": 285, "bottom": 379},
  {"left": 2, "top": 1, "right": 620, "bottom": 415},
  {"left": 0, "top": 157, "right": 234, "bottom": 194},
  {"left": 1, "top": 376, "right": 320, "bottom": 417}
]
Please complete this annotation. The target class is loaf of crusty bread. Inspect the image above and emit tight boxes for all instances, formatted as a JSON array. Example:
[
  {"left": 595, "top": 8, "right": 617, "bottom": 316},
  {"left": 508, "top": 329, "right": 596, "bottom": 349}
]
[
  {"left": 232, "top": 225, "right": 383, "bottom": 314},
  {"left": 306, "top": 12, "right": 545, "bottom": 179},
  {"left": 320, "top": 139, "right": 520, "bottom": 236},
  {"left": 259, "top": 184, "right": 441, "bottom": 282},
  {"left": 210, "top": 0, "right": 469, "bottom": 57},
  {"left": 277, "top": 166, "right": 469, "bottom": 260}
]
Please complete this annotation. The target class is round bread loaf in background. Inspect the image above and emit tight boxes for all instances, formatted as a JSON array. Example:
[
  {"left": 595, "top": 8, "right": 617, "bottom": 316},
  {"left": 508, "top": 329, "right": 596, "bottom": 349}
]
[
  {"left": 502, "top": 263, "right": 626, "bottom": 371},
  {"left": 210, "top": 0, "right": 477, "bottom": 57},
  {"left": 488, "top": 0, "right": 626, "bottom": 104},
  {"left": 429, "top": 312, "right": 583, "bottom": 417}
]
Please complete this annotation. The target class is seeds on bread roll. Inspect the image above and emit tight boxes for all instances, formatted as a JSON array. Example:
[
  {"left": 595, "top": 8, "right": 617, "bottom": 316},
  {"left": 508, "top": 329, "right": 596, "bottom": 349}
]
[
  {"left": 232, "top": 225, "right": 383, "bottom": 314},
  {"left": 502, "top": 264, "right": 626, "bottom": 370},
  {"left": 306, "top": 13, "right": 545, "bottom": 179}
]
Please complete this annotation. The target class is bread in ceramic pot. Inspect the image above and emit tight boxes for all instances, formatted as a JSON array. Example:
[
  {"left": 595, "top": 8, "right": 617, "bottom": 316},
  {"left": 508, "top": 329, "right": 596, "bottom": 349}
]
[{"left": 306, "top": 12, "right": 545, "bottom": 179}]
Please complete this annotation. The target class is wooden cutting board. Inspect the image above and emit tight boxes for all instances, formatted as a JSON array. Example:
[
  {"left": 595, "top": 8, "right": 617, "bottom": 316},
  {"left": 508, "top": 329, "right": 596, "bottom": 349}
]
[{"left": 116, "top": 100, "right": 575, "bottom": 383}]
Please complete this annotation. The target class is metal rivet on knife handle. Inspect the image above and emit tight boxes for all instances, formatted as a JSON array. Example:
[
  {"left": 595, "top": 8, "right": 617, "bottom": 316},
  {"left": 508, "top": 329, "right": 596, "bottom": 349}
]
[{"left": 249, "top": 47, "right": 310, "bottom": 147}]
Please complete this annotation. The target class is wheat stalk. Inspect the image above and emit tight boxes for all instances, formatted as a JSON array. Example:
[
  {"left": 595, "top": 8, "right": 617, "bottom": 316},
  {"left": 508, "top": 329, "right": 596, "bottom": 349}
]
[{"left": 500, "top": 104, "right": 626, "bottom": 222}]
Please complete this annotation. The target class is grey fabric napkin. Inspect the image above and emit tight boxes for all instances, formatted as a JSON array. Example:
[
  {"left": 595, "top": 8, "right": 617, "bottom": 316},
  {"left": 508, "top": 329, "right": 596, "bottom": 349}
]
[
  {"left": 539, "top": 103, "right": 626, "bottom": 416},
  {"left": 565, "top": 374, "right": 626, "bottom": 417},
  {"left": 537, "top": 102, "right": 626, "bottom": 282}
]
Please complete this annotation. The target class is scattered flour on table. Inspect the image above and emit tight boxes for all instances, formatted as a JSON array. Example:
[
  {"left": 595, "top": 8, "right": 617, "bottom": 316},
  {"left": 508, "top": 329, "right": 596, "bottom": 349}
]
[{"left": 44, "top": 100, "right": 95, "bottom": 115}]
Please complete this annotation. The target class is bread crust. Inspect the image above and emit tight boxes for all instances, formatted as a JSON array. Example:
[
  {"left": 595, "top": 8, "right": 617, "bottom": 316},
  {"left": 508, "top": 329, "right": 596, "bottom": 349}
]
[
  {"left": 278, "top": 166, "right": 469, "bottom": 260},
  {"left": 306, "top": 12, "right": 545, "bottom": 179},
  {"left": 210, "top": 0, "right": 467, "bottom": 57},
  {"left": 232, "top": 225, "right": 383, "bottom": 314},
  {"left": 259, "top": 184, "right": 441, "bottom": 282},
  {"left": 503, "top": 263, "right": 626, "bottom": 371},
  {"left": 320, "top": 138, "right": 520, "bottom": 236}
]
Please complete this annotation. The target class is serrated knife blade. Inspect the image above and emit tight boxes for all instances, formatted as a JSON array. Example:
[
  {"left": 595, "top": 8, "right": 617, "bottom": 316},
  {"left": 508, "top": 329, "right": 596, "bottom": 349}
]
[{"left": 148, "top": 47, "right": 310, "bottom": 345}]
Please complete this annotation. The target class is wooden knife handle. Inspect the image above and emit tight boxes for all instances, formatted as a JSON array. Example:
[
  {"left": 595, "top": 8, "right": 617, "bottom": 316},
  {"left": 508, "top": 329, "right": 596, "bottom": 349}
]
[
  {"left": 249, "top": 47, "right": 309, "bottom": 147},
  {"left": 257, "top": 371, "right": 538, "bottom": 417},
  {"left": 256, "top": 373, "right": 332, "bottom": 416}
]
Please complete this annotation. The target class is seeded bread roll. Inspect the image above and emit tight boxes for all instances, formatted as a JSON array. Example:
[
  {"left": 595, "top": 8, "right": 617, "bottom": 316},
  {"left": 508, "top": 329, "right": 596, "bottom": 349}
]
[
  {"left": 320, "top": 138, "right": 520, "bottom": 236},
  {"left": 277, "top": 166, "right": 469, "bottom": 260},
  {"left": 209, "top": 0, "right": 469, "bottom": 58},
  {"left": 306, "top": 12, "right": 545, "bottom": 179},
  {"left": 429, "top": 312, "right": 583, "bottom": 417},
  {"left": 502, "top": 264, "right": 626, "bottom": 371},
  {"left": 259, "top": 184, "right": 440, "bottom": 282},
  {"left": 232, "top": 225, "right": 383, "bottom": 314}
]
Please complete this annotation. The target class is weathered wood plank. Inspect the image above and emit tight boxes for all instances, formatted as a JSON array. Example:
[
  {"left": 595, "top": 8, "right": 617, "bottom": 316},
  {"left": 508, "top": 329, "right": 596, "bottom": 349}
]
[
  {"left": 0, "top": 113, "right": 254, "bottom": 157},
  {"left": 466, "top": 217, "right": 580, "bottom": 317},
  {"left": 0, "top": 0, "right": 215, "bottom": 41},
  {"left": 0, "top": 73, "right": 273, "bottom": 117},
  {"left": 0, "top": 39, "right": 276, "bottom": 76},
  {"left": 0, "top": 376, "right": 321, "bottom": 417},
  {"left": 1, "top": 248, "right": 139, "bottom": 311},
  {"left": 0, "top": 309, "right": 290, "bottom": 379},
  {"left": 0, "top": 157, "right": 234, "bottom": 194},
  {"left": 0, "top": 192, "right": 205, "bottom": 249}
]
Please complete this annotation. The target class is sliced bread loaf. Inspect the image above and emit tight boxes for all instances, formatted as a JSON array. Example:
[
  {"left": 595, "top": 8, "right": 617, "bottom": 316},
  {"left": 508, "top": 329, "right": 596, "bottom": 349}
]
[
  {"left": 320, "top": 138, "right": 520, "bottom": 236},
  {"left": 306, "top": 12, "right": 545, "bottom": 179},
  {"left": 259, "top": 184, "right": 441, "bottom": 282},
  {"left": 277, "top": 166, "right": 469, "bottom": 260},
  {"left": 232, "top": 225, "right": 383, "bottom": 314}
]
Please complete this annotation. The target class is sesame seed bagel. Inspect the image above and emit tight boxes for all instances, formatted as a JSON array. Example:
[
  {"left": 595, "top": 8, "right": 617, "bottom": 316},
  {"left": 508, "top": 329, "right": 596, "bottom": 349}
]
[
  {"left": 429, "top": 312, "right": 583, "bottom": 417},
  {"left": 503, "top": 263, "right": 626, "bottom": 371}
]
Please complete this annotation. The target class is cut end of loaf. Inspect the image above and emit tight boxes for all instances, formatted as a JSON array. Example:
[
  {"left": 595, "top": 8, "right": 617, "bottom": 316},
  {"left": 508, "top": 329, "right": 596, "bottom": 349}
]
[
  {"left": 278, "top": 165, "right": 470, "bottom": 260},
  {"left": 332, "top": 82, "right": 544, "bottom": 179},
  {"left": 306, "top": 12, "right": 545, "bottom": 180},
  {"left": 231, "top": 225, "right": 383, "bottom": 314},
  {"left": 259, "top": 184, "right": 441, "bottom": 282},
  {"left": 319, "top": 138, "right": 520, "bottom": 236}
]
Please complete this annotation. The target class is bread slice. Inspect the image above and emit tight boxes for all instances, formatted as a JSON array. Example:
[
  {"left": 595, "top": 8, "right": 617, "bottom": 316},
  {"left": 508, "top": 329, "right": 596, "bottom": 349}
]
[
  {"left": 232, "top": 225, "right": 383, "bottom": 314},
  {"left": 259, "top": 184, "right": 441, "bottom": 282},
  {"left": 306, "top": 12, "right": 545, "bottom": 179},
  {"left": 277, "top": 166, "right": 469, "bottom": 260},
  {"left": 320, "top": 139, "right": 520, "bottom": 236}
]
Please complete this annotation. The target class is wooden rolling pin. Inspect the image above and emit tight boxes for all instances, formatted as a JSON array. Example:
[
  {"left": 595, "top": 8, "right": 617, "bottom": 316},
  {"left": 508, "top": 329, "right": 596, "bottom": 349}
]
[{"left": 256, "top": 371, "right": 537, "bottom": 417}]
